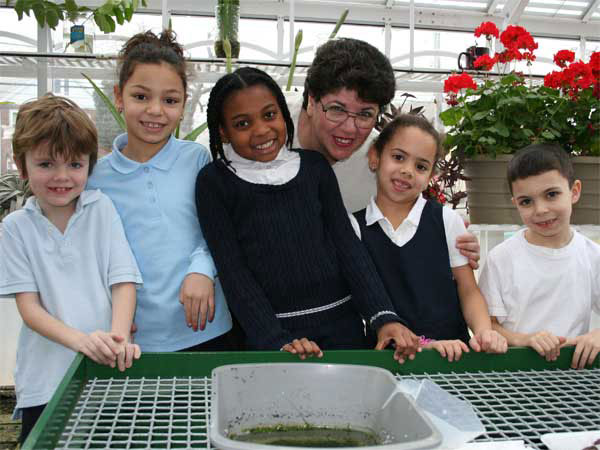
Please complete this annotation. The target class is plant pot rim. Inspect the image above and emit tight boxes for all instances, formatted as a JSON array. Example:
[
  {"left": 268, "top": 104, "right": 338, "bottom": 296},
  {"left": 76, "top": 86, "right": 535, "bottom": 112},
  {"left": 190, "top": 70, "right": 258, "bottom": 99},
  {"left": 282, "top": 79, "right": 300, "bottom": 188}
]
[{"left": 460, "top": 154, "right": 599, "bottom": 162}]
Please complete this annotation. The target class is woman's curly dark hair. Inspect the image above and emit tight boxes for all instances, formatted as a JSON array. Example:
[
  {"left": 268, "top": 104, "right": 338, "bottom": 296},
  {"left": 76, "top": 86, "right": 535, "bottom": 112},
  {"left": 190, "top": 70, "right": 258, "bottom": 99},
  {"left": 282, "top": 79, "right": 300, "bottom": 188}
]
[{"left": 303, "top": 38, "right": 396, "bottom": 109}]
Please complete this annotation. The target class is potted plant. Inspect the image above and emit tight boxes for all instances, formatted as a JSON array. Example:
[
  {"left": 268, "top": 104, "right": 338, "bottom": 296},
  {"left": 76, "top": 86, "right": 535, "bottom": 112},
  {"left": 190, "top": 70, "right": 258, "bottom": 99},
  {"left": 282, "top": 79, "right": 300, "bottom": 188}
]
[
  {"left": 440, "top": 22, "right": 599, "bottom": 224},
  {"left": 214, "top": 0, "right": 240, "bottom": 59},
  {"left": 0, "top": 173, "right": 31, "bottom": 222}
]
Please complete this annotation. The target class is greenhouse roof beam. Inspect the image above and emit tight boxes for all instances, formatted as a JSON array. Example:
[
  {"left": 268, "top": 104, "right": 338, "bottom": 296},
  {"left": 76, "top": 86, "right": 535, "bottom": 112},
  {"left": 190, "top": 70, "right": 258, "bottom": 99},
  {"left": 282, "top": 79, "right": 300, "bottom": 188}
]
[
  {"left": 503, "top": 0, "right": 529, "bottom": 26},
  {"left": 583, "top": 0, "right": 600, "bottom": 22},
  {"left": 70, "top": 1, "right": 600, "bottom": 40},
  {"left": 487, "top": 0, "right": 502, "bottom": 15}
]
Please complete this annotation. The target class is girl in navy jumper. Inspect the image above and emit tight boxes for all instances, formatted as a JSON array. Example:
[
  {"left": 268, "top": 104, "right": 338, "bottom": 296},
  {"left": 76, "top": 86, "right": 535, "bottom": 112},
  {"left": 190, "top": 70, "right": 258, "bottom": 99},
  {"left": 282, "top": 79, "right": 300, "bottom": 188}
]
[
  {"left": 196, "top": 67, "right": 420, "bottom": 362},
  {"left": 349, "top": 114, "right": 507, "bottom": 361}
]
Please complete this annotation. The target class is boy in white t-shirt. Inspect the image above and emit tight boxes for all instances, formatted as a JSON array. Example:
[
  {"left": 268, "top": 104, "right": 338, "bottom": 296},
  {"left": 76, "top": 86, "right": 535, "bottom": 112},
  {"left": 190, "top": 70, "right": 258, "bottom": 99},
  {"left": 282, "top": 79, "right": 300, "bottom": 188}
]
[
  {"left": 479, "top": 143, "right": 600, "bottom": 369},
  {"left": 0, "top": 94, "right": 142, "bottom": 444}
]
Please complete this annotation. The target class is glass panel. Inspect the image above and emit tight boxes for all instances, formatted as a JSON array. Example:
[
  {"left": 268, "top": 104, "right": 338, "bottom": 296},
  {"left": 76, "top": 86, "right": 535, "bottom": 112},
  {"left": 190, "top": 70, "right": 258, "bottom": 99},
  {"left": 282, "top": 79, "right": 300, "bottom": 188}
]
[
  {"left": 0, "top": 9, "right": 38, "bottom": 53},
  {"left": 171, "top": 15, "right": 215, "bottom": 59}
]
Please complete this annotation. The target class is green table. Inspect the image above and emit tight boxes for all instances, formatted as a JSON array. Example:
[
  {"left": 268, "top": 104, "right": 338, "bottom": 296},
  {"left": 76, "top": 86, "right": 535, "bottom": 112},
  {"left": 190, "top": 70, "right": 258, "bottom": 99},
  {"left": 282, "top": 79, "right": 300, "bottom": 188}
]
[{"left": 24, "top": 348, "right": 600, "bottom": 449}]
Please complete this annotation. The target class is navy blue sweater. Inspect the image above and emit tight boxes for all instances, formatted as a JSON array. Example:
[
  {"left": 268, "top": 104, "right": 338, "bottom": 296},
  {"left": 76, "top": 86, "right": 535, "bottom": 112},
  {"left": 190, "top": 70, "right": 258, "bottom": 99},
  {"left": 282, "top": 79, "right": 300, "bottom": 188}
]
[{"left": 195, "top": 150, "right": 402, "bottom": 350}]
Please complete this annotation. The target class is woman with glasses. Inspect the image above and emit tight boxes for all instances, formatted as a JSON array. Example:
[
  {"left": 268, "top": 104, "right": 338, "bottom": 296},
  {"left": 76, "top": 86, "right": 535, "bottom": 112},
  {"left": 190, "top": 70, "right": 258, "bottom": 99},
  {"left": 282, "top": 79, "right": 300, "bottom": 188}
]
[{"left": 287, "top": 38, "right": 482, "bottom": 269}]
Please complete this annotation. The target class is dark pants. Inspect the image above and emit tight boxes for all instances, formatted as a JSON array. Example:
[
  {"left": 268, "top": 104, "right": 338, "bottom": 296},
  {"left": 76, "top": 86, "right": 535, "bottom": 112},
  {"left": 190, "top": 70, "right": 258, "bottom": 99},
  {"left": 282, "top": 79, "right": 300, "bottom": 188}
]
[
  {"left": 19, "top": 403, "right": 46, "bottom": 445},
  {"left": 178, "top": 318, "right": 246, "bottom": 352}
]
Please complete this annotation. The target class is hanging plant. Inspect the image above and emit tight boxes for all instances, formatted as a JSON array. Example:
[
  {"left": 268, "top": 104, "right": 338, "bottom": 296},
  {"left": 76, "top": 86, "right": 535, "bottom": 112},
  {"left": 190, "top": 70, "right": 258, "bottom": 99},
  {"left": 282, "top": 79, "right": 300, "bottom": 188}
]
[
  {"left": 11, "top": 0, "right": 147, "bottom": 33},
  {"left": 214, "top": 0, "right": 240, "bottom": 58}
]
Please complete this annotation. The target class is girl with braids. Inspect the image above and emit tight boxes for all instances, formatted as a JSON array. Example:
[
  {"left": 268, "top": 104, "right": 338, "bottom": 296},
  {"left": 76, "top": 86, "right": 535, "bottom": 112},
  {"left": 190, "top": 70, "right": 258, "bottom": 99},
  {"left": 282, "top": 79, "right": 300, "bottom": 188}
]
[
  {"left": 195, "top": 67, "right": 420, "bottom": 362},
  {"left": 88, "top": 30, "right": 235, "bottom": 352}
]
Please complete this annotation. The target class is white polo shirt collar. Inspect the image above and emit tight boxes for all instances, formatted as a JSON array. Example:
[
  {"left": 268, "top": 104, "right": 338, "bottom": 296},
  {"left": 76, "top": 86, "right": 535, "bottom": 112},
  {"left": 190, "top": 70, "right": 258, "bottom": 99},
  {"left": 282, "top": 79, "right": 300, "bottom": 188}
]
[{"left": 23, "top": 189, "right": 101, "bottom": 216}]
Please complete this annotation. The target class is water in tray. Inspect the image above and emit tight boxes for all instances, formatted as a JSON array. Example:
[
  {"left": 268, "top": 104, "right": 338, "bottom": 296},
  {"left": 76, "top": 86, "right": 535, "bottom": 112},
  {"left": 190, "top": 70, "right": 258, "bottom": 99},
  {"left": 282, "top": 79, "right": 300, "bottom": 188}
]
[{"left": 229, "top": 424, "right": 380, "bottom": 447}]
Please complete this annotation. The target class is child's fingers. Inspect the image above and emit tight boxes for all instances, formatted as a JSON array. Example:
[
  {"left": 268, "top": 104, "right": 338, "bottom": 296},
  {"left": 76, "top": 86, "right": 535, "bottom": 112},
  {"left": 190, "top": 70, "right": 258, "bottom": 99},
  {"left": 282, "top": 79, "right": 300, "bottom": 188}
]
[
  {"left": 281, "top": 343, "right": 296, "bottom": 354},
  {"left": 577, "top": 344, "right": 592, "bottom": 370},
  {"left": 469, "top": 336, "right": 481, "bottom": 352},
  {"left": 190, "top": 298, "right": 201, "bottom": 331},
  {"left": 93, "top": 332, "right": 121, "bottom": 359},
  {"left": 208, "top": 293, "right": 216, "bottom": 323},
  {"left": 571, "top": 343, "right": 585, "bottom": 369},
  {"left": 375, "top": 336, "right": 393, "bottom": 351},
  {"left": 117, "top": 349, "right": 126, "bottom": 372},
  {"left": 181, "top": 293, "right": 192, "bottom": 328},
  {"left": 446, "top": 344, "right": 456, "bottom": 362},
  {"left": 587, "top": 346, "right": 600, "bottom": 367},
  {"left": 433, "top": 342, "right": 446, "bottom": 358},
  {"left": 198, "top": 297, "right": 208, "bottom": 331}
]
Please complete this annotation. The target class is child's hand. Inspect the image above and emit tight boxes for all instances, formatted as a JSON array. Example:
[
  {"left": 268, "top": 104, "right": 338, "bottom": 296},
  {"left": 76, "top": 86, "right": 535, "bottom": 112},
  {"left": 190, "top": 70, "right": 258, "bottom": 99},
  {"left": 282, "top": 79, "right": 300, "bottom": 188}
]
[
  {"left": 179, "top": 273, "right": 215, "bottom": 331},
  {"left": 77, "top": 330, "right": 124, "bottom": 367},
  {"left": 115, "top": 341, "right": 142, "bottom": 372},
  {"left": 427, "top": 340, "right": 470, "bottom": 362},
  {"left": 566, "top": 330, "right": 600, "bottom": 369},
  {"left": 525, "top": 331, "right": 566, "bottom": 361},
  {"left": 281, "top": 338, "right": 323, "bottom": 360},
  {"left": 456, "top": 230, "right": 480, "bottom": 270},
  {"left": 375, "top": 322, "right": 421, "bottom": 364},
  {"left": 470, "top": 329, "right": 507, "bottom": 353}
]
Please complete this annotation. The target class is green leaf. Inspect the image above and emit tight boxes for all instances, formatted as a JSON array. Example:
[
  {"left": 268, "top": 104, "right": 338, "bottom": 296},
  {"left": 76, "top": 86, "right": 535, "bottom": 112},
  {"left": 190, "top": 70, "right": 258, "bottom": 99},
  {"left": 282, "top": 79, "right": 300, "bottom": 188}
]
[
  {"left": 124, "top": 4, "right": 133, "bottom": 21},
  {"left": 472, "top": 111, "right": 489, "bottom": 121},
  {"left": 94, "top": 12, "right": 107, "bottom": 31},
  {"left": 81, "top": 72, "right": 126, "bottom": 131},
  {"left": 183, "top": 122, "right": 208, "bottom": 141},
  {"left": 439, "top": 108, "right": 462, "bottom": 126},
  {"left": 15, "top": 0, "right": 25, "bottom": 20},
  {"left": 113, "top": 4, "right": 124, "bottom": 25},
  {"left": 522, "top": 128, "right": 534, "bottom": 137},
  {"left": 492, "top": 122, "right": 509, "bottom": 137},
  {"left": 541, "top": 130, "right": 555, "bottom": 140},
  {"left": 103, "top": 14, "right": 116, "bottom": 32},
  {"left": 497, "top": 96, "right": 525, "bottom": 108},
  {"left": 45, "top": 7, "right": 59, "bottom": 28},
  {"left": 32, "top": 3, "right": 45, "bottom": 28}
]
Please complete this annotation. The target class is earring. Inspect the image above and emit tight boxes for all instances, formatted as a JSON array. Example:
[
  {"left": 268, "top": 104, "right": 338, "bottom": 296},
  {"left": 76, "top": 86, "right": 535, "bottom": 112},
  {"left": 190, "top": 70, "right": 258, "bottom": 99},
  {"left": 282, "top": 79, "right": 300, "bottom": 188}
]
[{"left": 369, "top": 164, "right": 376, "bottom": 171}]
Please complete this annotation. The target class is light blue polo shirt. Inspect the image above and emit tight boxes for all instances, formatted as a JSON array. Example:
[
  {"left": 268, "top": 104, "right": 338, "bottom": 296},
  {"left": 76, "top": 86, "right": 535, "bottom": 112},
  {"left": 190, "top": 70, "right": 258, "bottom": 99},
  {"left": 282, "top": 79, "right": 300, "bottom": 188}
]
[
  {"left": 0, "top": 190, "right": 142, "bottom": 410},
  {"left": 87, "top": 134, "right": 232, "bottom": 351}
]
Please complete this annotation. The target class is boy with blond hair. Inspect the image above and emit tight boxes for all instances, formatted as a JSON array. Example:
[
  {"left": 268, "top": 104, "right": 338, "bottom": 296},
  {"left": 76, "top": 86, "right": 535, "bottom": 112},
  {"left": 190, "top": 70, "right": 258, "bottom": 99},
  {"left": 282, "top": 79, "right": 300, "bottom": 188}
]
[
  {"left": 479, "top": 143, "right": 600, "bottom": 369},
  {"left": 0, "top": 94, "right": 142, "bottom": 444}
]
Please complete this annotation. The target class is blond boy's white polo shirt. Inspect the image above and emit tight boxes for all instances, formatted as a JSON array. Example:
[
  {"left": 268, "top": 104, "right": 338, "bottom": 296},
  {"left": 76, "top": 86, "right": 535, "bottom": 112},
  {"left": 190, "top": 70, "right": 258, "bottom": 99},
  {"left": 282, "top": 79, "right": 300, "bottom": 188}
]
[{"left": 0, "top": 190, "right": 142, "bottom": 412}]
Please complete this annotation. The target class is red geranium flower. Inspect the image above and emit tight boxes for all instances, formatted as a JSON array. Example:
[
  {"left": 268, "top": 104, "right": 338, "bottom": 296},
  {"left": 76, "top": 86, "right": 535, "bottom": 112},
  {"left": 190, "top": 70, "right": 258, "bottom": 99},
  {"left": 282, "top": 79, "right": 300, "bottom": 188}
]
[
  {"left": 474, "top": 54, "right": 497, "bottom": 71},
  {"left": 474, "top": 21, "right": 499, "bottom": 39},
  {"left": 590, "top": 51, "right": 600, "bottom": 76},
  {"left": 444, "top": 73, "right": 477, "bottom": 93},
  {"left": 544, "top": 71, "right": 565, "bottom": 89},
  {"left": 496, "top": 48, "right": 523, "bottom": 64},
  {"left": 564, "top": 61, "right": 594, "bottom": 90},
  {"left": 500, "top": 25, "right": 537, "bottom": 52},
  {"left": 553, "top": 50, "right": 575, "bottom": 68}
]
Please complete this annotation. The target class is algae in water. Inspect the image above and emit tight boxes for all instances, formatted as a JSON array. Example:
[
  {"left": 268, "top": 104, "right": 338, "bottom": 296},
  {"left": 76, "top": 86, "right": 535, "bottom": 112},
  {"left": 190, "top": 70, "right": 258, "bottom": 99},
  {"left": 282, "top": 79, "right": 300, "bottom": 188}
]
[{"left": 230, "top": 424, "right": 380, "bottom": 447}]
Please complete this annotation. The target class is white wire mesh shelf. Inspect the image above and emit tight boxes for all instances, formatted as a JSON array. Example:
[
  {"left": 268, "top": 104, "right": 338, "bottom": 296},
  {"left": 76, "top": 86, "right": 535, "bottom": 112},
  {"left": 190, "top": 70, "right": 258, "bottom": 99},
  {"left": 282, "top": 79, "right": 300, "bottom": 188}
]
[{"left": 55, "top": 368, "right": 600, "bottom": 449}]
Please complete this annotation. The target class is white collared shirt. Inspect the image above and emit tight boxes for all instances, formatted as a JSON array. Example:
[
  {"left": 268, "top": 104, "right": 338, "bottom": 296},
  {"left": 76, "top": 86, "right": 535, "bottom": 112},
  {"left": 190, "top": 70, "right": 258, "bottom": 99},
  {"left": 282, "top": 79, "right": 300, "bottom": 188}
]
[
  {"left": 348, "top": 195, "right": 469, "bottom": 268},
  {"left": 223, "top": 144, "right": 300, "bottom": 185}
]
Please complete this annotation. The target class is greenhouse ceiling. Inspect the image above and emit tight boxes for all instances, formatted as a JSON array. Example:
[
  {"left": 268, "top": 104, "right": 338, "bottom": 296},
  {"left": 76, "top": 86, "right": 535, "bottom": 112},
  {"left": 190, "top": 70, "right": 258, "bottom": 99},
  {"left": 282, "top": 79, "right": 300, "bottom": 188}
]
[{"left": 130, "top": 0, "right": 600, "bottom": 40}]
